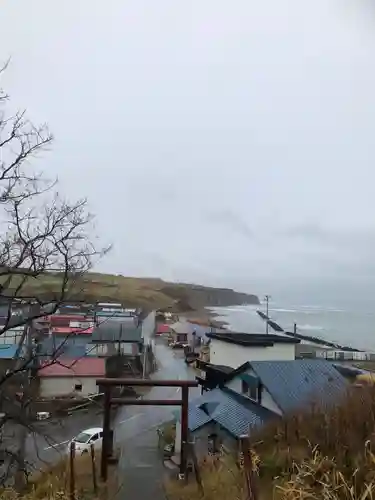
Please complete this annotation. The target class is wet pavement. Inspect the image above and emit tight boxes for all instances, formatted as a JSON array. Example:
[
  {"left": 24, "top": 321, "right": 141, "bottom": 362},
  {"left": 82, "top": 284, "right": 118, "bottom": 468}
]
[
  {"left": 24, "top": 337, "right": 198, "bottom": 498},
  {"left": 114, "top": 339, "right": 199, "bottom": 441},
  {"left": 114, "top": 339, "right": 199, "bottom": 499},
  {"left": 25, "top": 407, "right": 104, "bottom": 470}
]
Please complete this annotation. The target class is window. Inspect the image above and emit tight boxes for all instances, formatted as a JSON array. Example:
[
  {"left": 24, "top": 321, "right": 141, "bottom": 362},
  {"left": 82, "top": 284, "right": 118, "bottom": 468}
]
[
  {"left": 241, "top": 378, "right": 260, "bottom": 402},
  {"left": 74, "top": 432, "right": 91, "bottom": 443},
  {"left": 90, "top": 433, "right": 99, "bottom": 442},
  {"left": 99, "top": 432, "right": 103, "bottom": 438},
  {"left": 208, "top": 433, "right": 219, "bottom": 454},
  {"left": 74, "top": 383, "right": 82, "bottom": 392}
]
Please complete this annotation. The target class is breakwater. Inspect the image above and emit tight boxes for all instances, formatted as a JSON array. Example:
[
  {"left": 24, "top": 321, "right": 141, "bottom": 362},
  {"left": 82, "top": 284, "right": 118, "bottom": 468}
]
[{"left": 256, "top": 310, "right": 359, "bottom": 352}]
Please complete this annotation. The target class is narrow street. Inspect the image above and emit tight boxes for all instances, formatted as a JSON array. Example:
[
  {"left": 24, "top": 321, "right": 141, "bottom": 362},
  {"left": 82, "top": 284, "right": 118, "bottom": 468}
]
[
  {"left": 25, "top": 336, "right": 198, "bottom": 497},
  {"left": 114, "top": 338, "right": 199, "bottom": 441},
  {"left": 114, "top": 338, "right": 199, "bottom": 499}
]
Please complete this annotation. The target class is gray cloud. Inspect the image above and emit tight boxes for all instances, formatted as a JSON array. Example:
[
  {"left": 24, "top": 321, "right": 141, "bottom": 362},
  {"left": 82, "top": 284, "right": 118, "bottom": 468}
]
[{"left": 1, "top": 0, "right": 375, "bottom": 300}]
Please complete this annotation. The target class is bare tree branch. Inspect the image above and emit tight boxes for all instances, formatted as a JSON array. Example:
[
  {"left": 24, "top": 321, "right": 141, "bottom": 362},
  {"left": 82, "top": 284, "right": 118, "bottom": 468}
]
[{"left": 0, "top": 64, "right": 110, "bottom": 490}]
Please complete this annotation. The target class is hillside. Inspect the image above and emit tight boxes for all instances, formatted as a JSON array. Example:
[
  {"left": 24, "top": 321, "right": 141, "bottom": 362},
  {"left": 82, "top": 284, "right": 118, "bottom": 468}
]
[{"left": 3, "top": 272, "right": 259, "bottom": 311}]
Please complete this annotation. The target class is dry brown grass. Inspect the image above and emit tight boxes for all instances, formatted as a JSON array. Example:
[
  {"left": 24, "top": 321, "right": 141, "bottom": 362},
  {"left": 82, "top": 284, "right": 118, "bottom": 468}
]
[
  {"left": 276, "top": 446, "right": 375, "bottom": 500},
  {"left": 253, "top": 383, "right": 375, "bottom": 485},
  {"left": 165, "top": 454, "right": 244, "bottom": 500},
  {"left": 166, "top": 384, "right": 375, "bottom": 500},
  {"left": 0, "top": 453, "right": 117, "bottom": 500}
]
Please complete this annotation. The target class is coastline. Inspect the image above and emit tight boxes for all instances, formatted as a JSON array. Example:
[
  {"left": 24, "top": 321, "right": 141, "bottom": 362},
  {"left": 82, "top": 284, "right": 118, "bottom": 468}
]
[{"left": 178, "top": 307, "right": 229, "bottom": 329}]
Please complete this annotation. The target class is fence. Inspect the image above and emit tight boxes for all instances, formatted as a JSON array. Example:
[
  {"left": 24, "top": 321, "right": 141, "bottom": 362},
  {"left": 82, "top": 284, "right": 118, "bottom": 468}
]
[{"left": 317, "top": 350, "right": 375, "bottom": 361}]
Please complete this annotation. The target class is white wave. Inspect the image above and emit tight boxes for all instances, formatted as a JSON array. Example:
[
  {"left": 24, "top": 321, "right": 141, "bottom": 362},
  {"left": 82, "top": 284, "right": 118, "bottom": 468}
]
[
  {"left": 297, "top": 324, "right": 325, "bottom": 331},
  {"left": 271, "top": 308, "right": 299, "bottom": 313},
  {"left": 217, "top": 306, "right": 257, "bottom": 313},
  {"left": 298, "top": 305, "right": 346, "bottom": 313}
]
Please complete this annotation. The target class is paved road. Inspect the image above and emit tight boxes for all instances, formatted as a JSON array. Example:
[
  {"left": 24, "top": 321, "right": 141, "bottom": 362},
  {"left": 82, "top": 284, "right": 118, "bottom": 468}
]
[
  {"left": 114, "top": 339, "right": 199, "bottom": 499},
  {"left": 114, "top": 339, "right": 199, "bottom": 441},
  {"left": 23, "top": 336, "right": 198, "bottom": 494},
  {"left": 24, "top": 409, "right": 104, "bottom": 469}
]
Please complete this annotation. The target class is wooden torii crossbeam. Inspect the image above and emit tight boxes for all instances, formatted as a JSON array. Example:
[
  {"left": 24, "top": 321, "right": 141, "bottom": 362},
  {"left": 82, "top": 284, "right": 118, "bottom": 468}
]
[{"left": 96, "top": 377, "right": 198, "bottom": 481}]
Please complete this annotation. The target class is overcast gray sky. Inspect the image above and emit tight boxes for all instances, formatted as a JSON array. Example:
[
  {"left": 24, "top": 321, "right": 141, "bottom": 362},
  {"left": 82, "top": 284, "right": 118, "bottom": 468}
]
[{"left": 1, "top": 0, "right": 375, "bottom": 299}]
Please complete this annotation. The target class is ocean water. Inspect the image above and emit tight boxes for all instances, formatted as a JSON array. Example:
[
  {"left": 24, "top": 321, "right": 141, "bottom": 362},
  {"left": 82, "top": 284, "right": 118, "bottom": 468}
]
[{"left": 210, "top": 301, "right": 375, "bottom": 351}]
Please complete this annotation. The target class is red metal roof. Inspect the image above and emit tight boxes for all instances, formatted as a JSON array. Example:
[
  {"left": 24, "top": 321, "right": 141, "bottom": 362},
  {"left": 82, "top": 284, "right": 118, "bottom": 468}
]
[
  {"left": 156, "top": 323, "right": 170, "bottom": 334},
  {"left": 51, "top": 326, "right": 93, "bottom": 335},
  {"left": 50, "top": 315, "right": 89, "bottom": 324},
  {"left": 39, "top": 358, "right": 105, "bottom": 378}
]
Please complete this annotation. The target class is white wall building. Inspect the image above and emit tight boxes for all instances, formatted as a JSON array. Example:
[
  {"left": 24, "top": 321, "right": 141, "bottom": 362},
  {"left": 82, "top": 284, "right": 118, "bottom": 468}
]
[
  {"left": 38, "top": 358, "right": 105, "bottom": 398},
  {"left": 226, "top": 369, "right": 283, "bottom": 415},
  {"left": 207, "top": 332, "right": 299, "bottom": 369}
]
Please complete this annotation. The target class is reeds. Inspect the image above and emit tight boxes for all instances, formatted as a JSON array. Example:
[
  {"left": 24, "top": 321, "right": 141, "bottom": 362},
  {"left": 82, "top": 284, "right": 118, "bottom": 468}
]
[{"left": 166, "top": 383, "right": 375, "bottom": 500}]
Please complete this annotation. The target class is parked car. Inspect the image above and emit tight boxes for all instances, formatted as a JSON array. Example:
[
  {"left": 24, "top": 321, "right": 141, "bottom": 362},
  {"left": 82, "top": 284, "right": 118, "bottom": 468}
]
[{"left": 68, "top": 427, "right": 103, "bottom": 455}]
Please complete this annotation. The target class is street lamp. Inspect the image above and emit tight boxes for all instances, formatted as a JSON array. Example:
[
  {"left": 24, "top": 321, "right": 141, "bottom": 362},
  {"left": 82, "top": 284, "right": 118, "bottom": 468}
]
[{"left": 264, "top": 295, "right": 271, "bottom": 334}]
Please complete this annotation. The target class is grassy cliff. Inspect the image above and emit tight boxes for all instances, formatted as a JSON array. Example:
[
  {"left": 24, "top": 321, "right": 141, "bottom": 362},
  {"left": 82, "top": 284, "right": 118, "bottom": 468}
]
[{"left": 3, "top": 271, "right": 259, "bottom": 311}]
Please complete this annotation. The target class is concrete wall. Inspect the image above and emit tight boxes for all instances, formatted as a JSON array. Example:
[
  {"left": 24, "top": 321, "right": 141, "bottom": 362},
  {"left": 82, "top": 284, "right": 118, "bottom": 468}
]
[
  {"left": 40, "top": 376, "right": 99, "bottom": 397},
  {"left": 210, "top": 339, "right": 295, "bottom": 368}
]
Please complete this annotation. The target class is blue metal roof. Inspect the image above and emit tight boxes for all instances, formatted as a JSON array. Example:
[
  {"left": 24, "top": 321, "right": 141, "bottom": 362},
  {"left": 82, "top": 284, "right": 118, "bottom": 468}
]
[
  {"left": 250, "top": 360, "right": 348, "bottom": 414},
  {"left": 180, "top": 387, "right": 276, "bottom": 437},
  {"left": 0, "top": 344, "right": 20, "bottom": 358},
  {"left": 213, "top": 389, "right": 276, "bottom": 437},
  {"left": 186, "top": 389, "right": 222, "bottom": 431}
]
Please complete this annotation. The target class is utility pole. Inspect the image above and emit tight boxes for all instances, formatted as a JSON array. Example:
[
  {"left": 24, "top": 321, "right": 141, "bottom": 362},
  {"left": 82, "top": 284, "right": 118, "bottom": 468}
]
[{"left": 264, "top": 295, "right": 271, "bottom": 335}]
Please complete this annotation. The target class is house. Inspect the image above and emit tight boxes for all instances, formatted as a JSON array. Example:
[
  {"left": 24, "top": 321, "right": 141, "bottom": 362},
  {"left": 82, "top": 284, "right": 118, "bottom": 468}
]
[
  {"left": 38, "top": 320, "right": 94, "bottom": 360},
  {"left": 206, "top": 332, "right": 300, "bottom": 369},
  {"left": 57, "top": 303, "right": 93, "bottom": 316},
  {"left": 174, "top": 387, "right": 276, "bottom": 457},
  {"left": 0, "top": 325, "right": 24, "bottom": 345},
  {"left": 51, "top": 326, "right": 93, "bottom": 336},
  {"left": 0, "top": 344, "right": 25, "bottom": 360},
  {"left": 89, "top": 319, "right": 143, "bottom": 356},
  {"left": 140, "top": 310, "right": 156, "bottom": 341},
  {"left": 95, "top": 303, "right": 138, "bottom": 322},
  {"left": 156, "top": 323, "right": 170, "bottom": 335},
  {"left": 196, "top": 360, "right": 249, "bottom": 393},
  {"left": 49, "top": 314, "right": 91, "bottom": 328},
  {"left": 175, "top": 359, "right": 348, "bottom": 458},
  {"left": 38, "top": 358, "right": 105, "bottom": 397},
  {"left": 40, "top": 329, "right": 93, "bottom": 359},
  {"left": 169, "top": 320, "right": 217, "bottom": 347},
  {"left": 0, "top": 345, "right": 31, "bottom": 411},
  {"left": 96, "top": 302, "right": 123, "bottom": 311}
]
